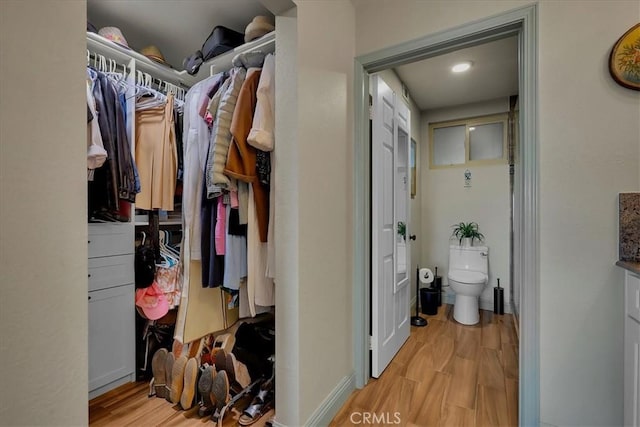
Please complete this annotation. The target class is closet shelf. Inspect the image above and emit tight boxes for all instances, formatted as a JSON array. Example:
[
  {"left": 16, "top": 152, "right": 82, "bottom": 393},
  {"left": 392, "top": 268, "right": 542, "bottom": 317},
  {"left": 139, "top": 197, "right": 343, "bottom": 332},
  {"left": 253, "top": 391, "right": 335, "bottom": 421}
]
[
  {"left": 135, "top": 220, "right": 182, "bottom": 226},
  {"left": 87, "top": 31, "right": 275, "bottom": 88}
]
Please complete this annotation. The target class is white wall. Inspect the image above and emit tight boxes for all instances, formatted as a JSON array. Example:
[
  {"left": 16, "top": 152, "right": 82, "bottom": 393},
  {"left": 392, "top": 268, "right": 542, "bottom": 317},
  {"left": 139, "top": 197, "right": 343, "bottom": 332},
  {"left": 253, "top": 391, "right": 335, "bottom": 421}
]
[
  {"left": 355, "top": 1, "right": 640, "bottom": 426},
  {"left": 0, "top": 1, "right": 88, "bottom": 425},
  {"left": 294, "top": 1, "right": 356, "bottom": 424},
  {"left": 376, "top": 70, "right": 423, "bottom": 306},
  {"left": 274, "top": 7, "right": 301, "bottom": 425},
  {"left": 421, "top": 98, "right": 511, "bottom": 310}
]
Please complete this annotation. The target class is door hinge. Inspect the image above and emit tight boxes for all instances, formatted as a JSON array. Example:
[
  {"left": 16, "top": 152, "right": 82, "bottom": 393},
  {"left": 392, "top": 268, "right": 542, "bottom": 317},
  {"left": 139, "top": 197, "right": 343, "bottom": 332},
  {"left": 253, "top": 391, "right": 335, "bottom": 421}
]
[{"left": 369, "top": 335, "right": 373, "bottom": 351}]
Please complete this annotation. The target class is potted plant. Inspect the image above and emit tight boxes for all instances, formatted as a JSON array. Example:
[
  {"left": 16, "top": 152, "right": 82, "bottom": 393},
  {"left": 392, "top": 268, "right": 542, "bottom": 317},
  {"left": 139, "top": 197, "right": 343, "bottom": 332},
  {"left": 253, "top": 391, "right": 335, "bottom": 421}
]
[
  {"left": 397, "top": 221, "right": 406, "bottom": 241},
  {"left": 451, "top": 221, "right": 484, "bottom": 247}
]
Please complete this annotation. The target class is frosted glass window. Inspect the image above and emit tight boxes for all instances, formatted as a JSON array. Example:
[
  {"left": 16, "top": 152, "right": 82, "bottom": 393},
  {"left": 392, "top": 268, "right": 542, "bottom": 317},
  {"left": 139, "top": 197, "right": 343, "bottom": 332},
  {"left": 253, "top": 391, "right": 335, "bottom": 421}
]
[
  {"left": 469, "top": 122, "right": 504, "bottom": 161},
  {"left": 432, "top": 125, "right": 465, "bottom": 166}
]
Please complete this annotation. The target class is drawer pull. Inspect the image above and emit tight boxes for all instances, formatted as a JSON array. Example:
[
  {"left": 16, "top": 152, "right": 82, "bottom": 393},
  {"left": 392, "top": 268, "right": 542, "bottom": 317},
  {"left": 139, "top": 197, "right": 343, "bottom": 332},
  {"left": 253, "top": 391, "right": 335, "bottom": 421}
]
[{"left": 88, "top": 295, "right": 92, "bottom": 300}]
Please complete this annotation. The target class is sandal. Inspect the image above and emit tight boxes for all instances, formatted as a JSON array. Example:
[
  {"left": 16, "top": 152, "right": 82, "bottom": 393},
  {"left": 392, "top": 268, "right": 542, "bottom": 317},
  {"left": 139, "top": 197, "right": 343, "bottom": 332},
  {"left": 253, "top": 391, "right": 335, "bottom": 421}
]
[{"left": 238, "top": 380, "right": 274, "bottom": 426}]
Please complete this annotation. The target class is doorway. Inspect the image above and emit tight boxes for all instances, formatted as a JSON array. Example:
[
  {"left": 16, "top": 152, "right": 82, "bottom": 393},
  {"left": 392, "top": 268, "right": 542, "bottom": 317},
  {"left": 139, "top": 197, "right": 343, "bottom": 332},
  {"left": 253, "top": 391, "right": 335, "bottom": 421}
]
[{"left": 353, "top": 5, "right": 539, "bottom": 426}]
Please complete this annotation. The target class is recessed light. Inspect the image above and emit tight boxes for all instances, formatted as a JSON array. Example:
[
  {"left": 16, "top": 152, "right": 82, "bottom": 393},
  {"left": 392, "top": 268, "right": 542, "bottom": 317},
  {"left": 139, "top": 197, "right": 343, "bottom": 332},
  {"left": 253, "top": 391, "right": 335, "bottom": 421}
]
[
  {"left": 452, "top": 61, "right": 472, "bottom": 73},
  {"left": 469, "top": 126, "right": 476, "bottom": 131}
]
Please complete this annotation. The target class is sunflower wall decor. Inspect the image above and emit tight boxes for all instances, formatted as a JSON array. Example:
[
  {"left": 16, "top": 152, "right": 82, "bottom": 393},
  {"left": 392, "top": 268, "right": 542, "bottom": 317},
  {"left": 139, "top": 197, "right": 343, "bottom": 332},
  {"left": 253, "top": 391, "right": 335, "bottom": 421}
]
[{"left": 609, "top": 23, "right": 640, "bottom": 90}]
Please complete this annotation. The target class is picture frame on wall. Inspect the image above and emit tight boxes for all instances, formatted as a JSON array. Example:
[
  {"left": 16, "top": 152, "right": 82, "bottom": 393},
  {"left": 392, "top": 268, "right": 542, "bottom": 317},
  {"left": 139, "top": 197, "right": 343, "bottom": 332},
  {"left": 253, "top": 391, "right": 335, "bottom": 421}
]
[
  {"left": 410, "top": 138, "right": 416, "bottom": 199},
  {"left": 609, "top": 23, "right": 640, "bottom": 91}
]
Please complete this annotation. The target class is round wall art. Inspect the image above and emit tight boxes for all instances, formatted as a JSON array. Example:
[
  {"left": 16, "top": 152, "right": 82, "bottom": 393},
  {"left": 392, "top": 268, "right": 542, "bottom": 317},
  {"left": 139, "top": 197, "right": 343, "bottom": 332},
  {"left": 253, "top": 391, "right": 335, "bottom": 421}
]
[{"left": 609, "top": 23, "right": 640, "bottom": 90}]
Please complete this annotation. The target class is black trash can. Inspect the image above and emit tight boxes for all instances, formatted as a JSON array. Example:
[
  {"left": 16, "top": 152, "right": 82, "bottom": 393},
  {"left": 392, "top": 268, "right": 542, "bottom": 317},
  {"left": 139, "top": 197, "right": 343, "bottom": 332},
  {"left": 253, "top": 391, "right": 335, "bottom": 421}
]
[{"left": 420, "top": 287, "right": 439, "bottom": 315}]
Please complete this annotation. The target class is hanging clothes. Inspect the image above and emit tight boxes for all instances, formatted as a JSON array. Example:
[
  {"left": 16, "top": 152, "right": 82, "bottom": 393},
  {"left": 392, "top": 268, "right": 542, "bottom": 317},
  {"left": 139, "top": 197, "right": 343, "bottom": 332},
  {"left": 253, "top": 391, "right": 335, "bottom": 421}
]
[
  {"left": 175, "top": 73, "right": 225, "bottom": 343},
  {"left": 135, "top": 93, "right": 177, "bottom": 211},
  {"left": 246, "top": 184, "right": 274, "bottom": 317},
  {"left": 248, "top": 53, "right": 277, "bottom": 279},
  {"left": 87, "top": 67, "right": 138, "bottom": 222},
  {"left": 86, "top": 73, "right": 107, "bottom": 178},
  {"left": 224, "top": 67, "right": 270, "bottom": 243},
  {"left": 206, "top": 67, "right": 246, "bottom": 198}
]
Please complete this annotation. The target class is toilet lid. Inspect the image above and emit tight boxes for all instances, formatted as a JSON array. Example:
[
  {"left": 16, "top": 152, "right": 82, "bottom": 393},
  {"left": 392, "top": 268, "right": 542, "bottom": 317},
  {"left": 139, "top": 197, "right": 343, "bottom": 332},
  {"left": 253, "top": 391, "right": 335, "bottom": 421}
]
[{"left": 448, "top": 270, "right": 486, "bottom": 284}]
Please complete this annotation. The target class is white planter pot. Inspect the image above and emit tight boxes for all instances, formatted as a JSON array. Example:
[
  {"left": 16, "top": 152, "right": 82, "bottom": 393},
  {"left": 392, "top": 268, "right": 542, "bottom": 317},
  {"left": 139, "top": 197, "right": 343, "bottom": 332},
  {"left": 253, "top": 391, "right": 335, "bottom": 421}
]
[{"left": 461, "top": 237, "right": 473, "bottom": 247}]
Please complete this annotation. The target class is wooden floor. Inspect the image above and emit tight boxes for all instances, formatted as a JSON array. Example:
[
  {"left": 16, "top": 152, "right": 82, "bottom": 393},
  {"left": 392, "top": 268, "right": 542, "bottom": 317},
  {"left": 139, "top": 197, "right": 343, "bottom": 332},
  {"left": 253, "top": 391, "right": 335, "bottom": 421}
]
[
  {"left": 90, "top": 305, "right": 517, "bottom": 426},
  {"left": 89, "top": 380, "right": 275, "bottom": 427},
  {"left": 330, "top": 304, "right": 519, "bottom": 427}
]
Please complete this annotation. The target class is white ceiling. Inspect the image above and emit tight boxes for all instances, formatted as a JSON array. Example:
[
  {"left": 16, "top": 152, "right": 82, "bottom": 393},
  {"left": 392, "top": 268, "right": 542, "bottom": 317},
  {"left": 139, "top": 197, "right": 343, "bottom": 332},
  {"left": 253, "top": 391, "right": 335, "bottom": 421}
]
[
  {"left": 87, "top": 0, "right": 288, "bottom": 70},
  {"left": 394, "top": 36, "right": 519, "bottom": 111}
]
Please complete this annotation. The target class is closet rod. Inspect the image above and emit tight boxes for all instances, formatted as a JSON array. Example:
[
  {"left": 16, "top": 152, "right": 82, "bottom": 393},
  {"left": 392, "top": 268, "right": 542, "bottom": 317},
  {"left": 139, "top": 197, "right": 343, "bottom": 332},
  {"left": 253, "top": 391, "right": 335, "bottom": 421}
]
[
  {"left": 87, "top": 32, "right": 190, "bottom": 89},
  {"left": 188, "top": 31, "right": 276, "bottom": 84}
]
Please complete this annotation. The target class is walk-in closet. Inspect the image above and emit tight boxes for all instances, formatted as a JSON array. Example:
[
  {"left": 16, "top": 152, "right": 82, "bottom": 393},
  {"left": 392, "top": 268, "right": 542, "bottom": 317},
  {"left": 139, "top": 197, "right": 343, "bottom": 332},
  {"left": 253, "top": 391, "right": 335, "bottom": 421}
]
[{"left": 86, "top": 2, "right": 291, "bottom": 425}]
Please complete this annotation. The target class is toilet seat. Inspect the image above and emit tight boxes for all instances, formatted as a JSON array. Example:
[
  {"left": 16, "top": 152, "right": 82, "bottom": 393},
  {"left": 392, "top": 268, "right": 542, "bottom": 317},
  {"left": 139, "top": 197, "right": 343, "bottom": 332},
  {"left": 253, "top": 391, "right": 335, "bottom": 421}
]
[{"left": 448, "top": 270, "right": 486, "bottom": 284}]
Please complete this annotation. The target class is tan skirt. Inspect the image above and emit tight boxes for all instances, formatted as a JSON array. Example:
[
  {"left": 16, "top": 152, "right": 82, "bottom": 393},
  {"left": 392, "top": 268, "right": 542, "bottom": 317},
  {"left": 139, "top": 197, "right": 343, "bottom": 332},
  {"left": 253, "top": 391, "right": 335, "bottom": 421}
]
[{"left": 135, "top": 94, "right": 177, "bottom": 211}]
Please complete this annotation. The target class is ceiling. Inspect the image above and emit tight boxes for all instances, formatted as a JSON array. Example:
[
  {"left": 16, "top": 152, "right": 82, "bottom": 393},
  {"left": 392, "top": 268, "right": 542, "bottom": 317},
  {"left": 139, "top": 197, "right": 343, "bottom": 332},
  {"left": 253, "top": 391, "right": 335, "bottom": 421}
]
[
  {"left": 87, "top": 0, "right": 290, "bottom": 71},
  {"left": 87, "top": 1, "right": 517, "bottom": 110},
  {"left": 394, "top": 36, "right": 519, "bottom": 111}
]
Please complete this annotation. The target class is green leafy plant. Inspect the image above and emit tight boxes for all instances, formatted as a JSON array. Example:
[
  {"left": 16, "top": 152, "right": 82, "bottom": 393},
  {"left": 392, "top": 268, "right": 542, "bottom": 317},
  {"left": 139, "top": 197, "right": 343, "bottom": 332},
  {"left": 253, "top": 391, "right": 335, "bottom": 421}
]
[
  {"left": 397, "top": 221, "right": 406, "bottom": 240},
  {"left": 451, "top": 221, "right": 484, "bottom": 245}
]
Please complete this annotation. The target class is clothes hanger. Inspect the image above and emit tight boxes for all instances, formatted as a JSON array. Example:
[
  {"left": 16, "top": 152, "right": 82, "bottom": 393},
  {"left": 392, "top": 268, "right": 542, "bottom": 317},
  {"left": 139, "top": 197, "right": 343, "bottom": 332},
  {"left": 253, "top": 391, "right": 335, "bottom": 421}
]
[{"left": 136, "top": 72, "right": 167, "bottom": 110}]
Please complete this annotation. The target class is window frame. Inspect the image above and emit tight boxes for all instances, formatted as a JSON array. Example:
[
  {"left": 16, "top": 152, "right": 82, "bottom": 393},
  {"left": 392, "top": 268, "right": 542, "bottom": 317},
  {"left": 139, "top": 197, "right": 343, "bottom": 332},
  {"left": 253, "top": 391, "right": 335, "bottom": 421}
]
[{"left": 428, "top": 112, "right": 508, "bottom": 169}]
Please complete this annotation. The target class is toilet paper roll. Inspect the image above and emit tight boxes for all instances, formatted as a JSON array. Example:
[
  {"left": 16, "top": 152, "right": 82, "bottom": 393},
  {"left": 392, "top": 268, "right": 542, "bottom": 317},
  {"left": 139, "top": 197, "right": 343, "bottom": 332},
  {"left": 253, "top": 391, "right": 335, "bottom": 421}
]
[{"left": 419, "top": 268, "right": 434, "bottom": 284}]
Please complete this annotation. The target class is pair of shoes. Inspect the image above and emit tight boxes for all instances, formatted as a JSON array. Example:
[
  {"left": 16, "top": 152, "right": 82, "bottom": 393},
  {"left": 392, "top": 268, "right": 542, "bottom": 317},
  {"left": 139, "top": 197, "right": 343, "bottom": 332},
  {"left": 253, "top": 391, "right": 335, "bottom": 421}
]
[
  {"left": 169, "top": 355, "right": 199, "bottom": 410},
  {"left": 151, "top": 348, "right": 168, "bottom": 398},
  {"left": 197, "top": 364, "right": 216, "bottom": 417},
  {"left": 238, "top": 378, "right": 274, "bottom": 426}
]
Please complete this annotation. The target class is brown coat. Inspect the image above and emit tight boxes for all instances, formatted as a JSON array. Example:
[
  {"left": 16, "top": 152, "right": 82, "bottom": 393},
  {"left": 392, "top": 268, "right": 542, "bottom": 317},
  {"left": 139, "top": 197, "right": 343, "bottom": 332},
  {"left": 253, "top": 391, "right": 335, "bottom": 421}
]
[{"left": 225, "top": 68, "right": 269, "bottom": 242}]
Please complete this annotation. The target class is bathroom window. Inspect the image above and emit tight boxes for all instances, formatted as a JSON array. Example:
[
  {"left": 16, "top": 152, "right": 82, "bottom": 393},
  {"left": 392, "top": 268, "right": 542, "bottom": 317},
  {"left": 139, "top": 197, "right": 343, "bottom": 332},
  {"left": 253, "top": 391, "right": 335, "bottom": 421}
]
[{"left": 429, "top": 113, "right": 507, "bottom": 168}]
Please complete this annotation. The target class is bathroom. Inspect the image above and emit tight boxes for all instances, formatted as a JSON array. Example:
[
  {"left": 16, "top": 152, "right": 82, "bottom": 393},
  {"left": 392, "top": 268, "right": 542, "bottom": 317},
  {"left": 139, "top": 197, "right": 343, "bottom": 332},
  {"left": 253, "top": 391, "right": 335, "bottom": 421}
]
[{"left": 381, "top": 34, "right": 519, "bottom": 322}]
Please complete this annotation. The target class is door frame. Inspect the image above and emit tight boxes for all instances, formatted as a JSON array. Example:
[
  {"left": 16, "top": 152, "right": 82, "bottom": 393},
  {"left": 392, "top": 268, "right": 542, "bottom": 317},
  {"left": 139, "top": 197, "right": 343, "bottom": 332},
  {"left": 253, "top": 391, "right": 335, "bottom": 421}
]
[{"left": 352, "top": 4, "right": 539, "bottom": 426}]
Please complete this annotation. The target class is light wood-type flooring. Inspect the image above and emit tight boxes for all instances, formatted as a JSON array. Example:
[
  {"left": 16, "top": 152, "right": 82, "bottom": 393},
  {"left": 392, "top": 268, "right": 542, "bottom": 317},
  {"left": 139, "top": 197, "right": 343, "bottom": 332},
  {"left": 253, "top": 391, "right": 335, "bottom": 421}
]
[
  {"left": 89, "top": 305, "right": 517, "bottom": 426},
  {"left": 330, "top": 304, "right": 519, "bottom": 427},
  {"left": 89, "top": 376, "right": 275, "bottom": 427}
]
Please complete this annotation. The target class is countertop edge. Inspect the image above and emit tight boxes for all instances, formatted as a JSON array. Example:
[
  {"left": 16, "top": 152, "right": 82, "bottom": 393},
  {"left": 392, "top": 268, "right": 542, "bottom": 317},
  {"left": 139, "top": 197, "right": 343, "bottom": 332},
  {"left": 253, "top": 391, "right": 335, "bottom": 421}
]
[{"left": 616, "top": 260, "right": 640, "bottom": 275}]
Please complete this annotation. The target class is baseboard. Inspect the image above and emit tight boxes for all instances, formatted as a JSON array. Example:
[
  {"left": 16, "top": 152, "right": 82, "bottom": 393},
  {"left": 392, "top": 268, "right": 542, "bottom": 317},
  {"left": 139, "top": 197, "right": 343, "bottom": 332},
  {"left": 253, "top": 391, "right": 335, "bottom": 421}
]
[
  {"left": 302, "top": 372, "right": 356, "bottom": 427},
  {"left": 442, "top": 292, "right": 513, "bottom": 314},
  {"left": 88, "top": 374, "right": 135, "bottom": 400}
]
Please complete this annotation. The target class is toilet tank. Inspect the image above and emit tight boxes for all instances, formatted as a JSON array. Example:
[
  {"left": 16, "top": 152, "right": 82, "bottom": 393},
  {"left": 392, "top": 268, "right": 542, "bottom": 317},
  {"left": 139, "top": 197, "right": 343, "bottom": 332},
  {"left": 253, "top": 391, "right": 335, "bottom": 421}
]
[{"left": 449, "top": 245, "right": 489, "bottom": 274}]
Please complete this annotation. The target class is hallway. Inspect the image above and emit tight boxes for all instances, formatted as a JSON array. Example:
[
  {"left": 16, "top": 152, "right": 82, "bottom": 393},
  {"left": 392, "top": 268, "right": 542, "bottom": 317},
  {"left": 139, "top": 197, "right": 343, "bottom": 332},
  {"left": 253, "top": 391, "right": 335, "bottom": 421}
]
[{"left": 330, "top": 304, "right": 519, "bottom": 426}]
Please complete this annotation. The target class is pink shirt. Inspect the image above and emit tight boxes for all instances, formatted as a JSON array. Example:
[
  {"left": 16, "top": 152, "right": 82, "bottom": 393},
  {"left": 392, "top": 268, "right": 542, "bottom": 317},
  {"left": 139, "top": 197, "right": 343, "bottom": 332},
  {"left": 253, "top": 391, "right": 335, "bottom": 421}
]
[{"left": 215, "top": 197, "right": 226, "bottom": 255}]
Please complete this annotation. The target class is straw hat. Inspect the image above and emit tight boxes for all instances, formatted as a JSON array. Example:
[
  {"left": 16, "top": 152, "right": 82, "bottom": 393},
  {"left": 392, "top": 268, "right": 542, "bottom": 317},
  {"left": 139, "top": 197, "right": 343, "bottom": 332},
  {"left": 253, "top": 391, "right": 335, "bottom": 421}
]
[
  {"left": 140, "top": 45, "right": 171, "bottom": 67},
  {"left": 98, "top": 26, "right": 129, "bottom": 48},
  {"left": 244, "top": 16, "right": 275, "bottom": 43}
]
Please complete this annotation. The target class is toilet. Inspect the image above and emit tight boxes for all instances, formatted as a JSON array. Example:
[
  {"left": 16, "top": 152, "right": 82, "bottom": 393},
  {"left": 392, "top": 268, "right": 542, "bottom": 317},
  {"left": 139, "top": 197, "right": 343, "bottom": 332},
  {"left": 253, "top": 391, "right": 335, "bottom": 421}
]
[{"left": 448, "top": 245, "right": 489, "bottom": 325}]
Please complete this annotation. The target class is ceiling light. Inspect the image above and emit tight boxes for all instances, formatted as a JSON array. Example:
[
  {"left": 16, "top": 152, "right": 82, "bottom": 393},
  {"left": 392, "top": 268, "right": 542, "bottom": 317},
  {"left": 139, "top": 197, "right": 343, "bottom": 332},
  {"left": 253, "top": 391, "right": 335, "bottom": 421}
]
[
  {"left": 469, "top": 126, "right": 476, "bottom": 131},
  {"left": 451, "top": 61, "right": 472, "bottom": 73}
]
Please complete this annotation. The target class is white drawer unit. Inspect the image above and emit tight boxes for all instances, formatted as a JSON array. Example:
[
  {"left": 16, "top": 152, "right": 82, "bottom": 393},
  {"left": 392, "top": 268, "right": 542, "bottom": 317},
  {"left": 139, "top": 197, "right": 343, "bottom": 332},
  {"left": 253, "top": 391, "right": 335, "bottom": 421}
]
[
  {"left": 88, "top": 284, "right": 136, "bottom": 399},
  {"left": 87, "top": 222, "right": 135, "bottom": 399},
  {"left": 625, "top": 271, "right": 640, "bottom": 427},
  {"left": 88, "top": 223, "right": 134, "bottom": 258},
  {"left": 88, "top": 254, "right": 135, "bottom": 292}
]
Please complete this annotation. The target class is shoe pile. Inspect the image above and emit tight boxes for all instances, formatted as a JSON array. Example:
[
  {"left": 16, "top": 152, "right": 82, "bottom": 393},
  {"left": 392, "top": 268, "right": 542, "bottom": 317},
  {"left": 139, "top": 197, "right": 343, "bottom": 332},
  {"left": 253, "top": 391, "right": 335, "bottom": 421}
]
[{"left": 149, "top": 329, "right": 273, "bottom": 425}]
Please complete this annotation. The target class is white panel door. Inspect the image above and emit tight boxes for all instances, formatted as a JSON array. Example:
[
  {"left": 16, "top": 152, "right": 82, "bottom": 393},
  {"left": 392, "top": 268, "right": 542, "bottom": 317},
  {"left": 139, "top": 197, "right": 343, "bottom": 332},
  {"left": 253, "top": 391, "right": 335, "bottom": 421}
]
[{"left": 371, "top": 75, "right": 411, "bottom": 378}]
